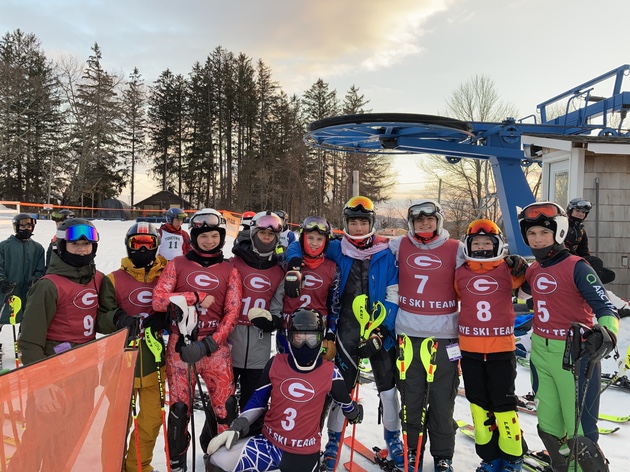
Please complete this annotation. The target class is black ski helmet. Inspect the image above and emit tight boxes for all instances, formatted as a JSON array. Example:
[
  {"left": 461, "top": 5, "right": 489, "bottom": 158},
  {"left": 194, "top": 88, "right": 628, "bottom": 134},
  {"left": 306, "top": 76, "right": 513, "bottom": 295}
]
[
  {"left": 287, "top": 308, "right": 325, "bottom": 371},
  {"left": 566, "top": 198, "right": 592, "bottom": 219},
  {"left": 12, "top": 213, "right": 36, "bottom": 233},
  {"left": 125, "top": 222, "right": 160, "bottom": 268},
  {"left": 51, "top": 209, "right": 75, "bottom": 223},
  {"left": 55, "top": 218, "right": 99, "bottom": 266},
  {"left": 273, "top": 210, "right": 289, "bottom": 231}
]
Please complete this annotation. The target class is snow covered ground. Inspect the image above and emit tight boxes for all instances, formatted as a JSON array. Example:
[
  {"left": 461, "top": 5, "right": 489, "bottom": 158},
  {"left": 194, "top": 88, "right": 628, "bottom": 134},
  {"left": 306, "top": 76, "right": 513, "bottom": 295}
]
[{"left": 0, "top": 218, "right": 628, "bottom": 471}]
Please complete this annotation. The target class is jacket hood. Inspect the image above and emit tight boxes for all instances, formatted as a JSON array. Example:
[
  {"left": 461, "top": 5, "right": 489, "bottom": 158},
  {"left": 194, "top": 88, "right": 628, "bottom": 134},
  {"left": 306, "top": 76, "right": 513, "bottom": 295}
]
[{"left": 119, "top": 255, "right": 168, "bottom": 283}]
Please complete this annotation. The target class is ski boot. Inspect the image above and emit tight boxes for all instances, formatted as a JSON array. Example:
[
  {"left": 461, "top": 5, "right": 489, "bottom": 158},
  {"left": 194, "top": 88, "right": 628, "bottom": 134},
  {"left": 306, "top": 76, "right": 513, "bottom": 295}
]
[
  {"left": 322, "top": 429, "right": 341, "bottom": 472},
  {"left": 500, "top": 458, "right": 523, "bottom": 472},
  {"left": 434, "top": 457, "right": 453, "bottom": 472},
  {"left": 475, "top": 459, "right": 502, "bottom": 472},
  {"left": 408, "top": 448, "right": 420, "bottom": 472},
  {"left": 383, "top": 428, "right": 405, "bottom": 469}
]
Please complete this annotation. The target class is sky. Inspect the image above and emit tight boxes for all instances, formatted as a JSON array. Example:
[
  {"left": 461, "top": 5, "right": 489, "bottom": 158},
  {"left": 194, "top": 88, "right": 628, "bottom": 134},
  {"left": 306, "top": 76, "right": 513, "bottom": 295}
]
[{"left": 4, "top": 0, "right": 630, "bottom": 205}]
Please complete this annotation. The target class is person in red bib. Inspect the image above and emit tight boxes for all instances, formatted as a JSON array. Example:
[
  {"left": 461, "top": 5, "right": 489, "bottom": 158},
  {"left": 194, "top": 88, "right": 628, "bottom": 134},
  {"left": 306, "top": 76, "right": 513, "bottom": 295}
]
[
  {"left": 98, "top": 221, "right": 169, "bottom": 472},
  {"left": 455, "top": 219, "right": 528, "bottom": 472},
  {"left": 152, "top": 208, "right": 242, "bottom": 472},
  {"left": 517, "top": 202, "right": 618, "bottom": 471},
  {"left": 204, "top": 308, "right": 362, "bottom": 472},
  {"left": 389, "top": 199, "right": 465, "bottom": 472}
]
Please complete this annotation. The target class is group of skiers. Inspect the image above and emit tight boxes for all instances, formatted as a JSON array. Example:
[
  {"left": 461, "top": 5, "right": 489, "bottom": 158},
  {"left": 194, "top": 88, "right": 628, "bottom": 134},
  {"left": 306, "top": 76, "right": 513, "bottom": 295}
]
[{"left": 0, "top": 197, "right": 623, "bottom": 472}]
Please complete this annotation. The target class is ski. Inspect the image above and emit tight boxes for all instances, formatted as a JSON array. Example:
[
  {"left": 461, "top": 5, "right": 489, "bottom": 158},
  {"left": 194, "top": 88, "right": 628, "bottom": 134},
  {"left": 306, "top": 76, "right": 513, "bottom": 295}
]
[
  {"left": 601, "top": 373, "right": 630, "bottom": 391},
  {"left": 456, "top": 420, "right": 552, "bottom": 472},
  {"left": 598, "top": 412, "right": 630, "bottom": 423},
  {"left": 342, "top": 436, "right": 401, "bottom": 472}
]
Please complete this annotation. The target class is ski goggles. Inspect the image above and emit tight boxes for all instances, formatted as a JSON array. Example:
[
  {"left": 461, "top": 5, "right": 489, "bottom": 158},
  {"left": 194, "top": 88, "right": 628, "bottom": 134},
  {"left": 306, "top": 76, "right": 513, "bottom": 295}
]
[
  {"left": 289, "top": 331, "right": 322, "bottom": 349},
  {"left": 128, "top": 234, "right": 158, "bottom": 250},
  {"left": 302, "top": 216, "right": 330, "bottom": 234},
  {"left": 274, "top": 210, "right": 288, "bottom": 221},
  {"left": 570, "top": 200, "right": 592, "bottom": 212},
  {"left": 466, "top": 219, "right": 500, "bottom": 236},
  {"left": 408, "top": 202, "right": 440, "bottom": 219},
  {"left": 172, "top": 212, "right": 188, "bottom": 220},
  {"left": 518, "top": 203, "right": 564, "bottom": 221},
  {"left": 57, "top": 224, "right": 99, "bottom": 242},
  {"left": 51, "top": 211, "right": 75, "bottom": 222},
  {"left": 346, "top": 196, "right": 374, "bottom": 213},
  {"left": 16, "top": 218, "right": 35, "bottom": 228},
  {"left": 254, "top": 214, "right": 283, "bottom": 232},
  {"left": 190, "top": 213, "right": 224, "bottom": 228}
]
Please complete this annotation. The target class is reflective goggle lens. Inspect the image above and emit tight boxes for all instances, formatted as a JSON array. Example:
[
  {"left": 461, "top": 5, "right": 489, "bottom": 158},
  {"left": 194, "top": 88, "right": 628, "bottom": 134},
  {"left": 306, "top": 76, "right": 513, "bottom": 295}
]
[
  {"left": 17, "top": 218, "right": 35, "bottom": 227},
  {"left": 409, "top": 202, "right": 438, "bottom": 219},
  {"left": 274, "top": 210, "right": 287, "bottom": 220},
  {"left": 289, "top": 332, "right": 322, "bottom": 349},
  {"left": 467, "top": 219, "right": 499, "bottom": 236},
  {"left": 255, "top": 214, "right": 283, "bottom": 232},
  {"left": 190, "top": 213, "right": 222, "bottom": 228},
  {"left": 303, "top": 217, "right": 329, "bottom": 234},
  {"left": 521, "top": 203, "right": 561, "bottom": 220},
  {"left": 59, "top": 224, "right": 99, "bottom": 242},
  {"left": 573, "top": 200, "right": 591, "bottom": 211},
  {"left": 346, "top": 196, "right": 374, "bottom": 212},
  {"left": 128, "top": 235, "right": 158, "bottom": 250},
  {"left": 174, "top": 212, "right": 188, "bottom": 220}
]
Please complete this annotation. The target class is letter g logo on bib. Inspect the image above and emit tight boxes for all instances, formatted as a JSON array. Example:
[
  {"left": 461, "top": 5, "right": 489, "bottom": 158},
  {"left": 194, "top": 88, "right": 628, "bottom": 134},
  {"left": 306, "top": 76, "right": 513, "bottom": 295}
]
[
  {"left": 533, "top": 273, "right": 558, "bottom": 294},
  {"left": 406, "top": 253, "right": 443, "bottom": 270},
  {"left": 73, "top": 289, "right": 99, "bottom": 309},
  {"left": 280, "top": 378, "right": 316, "bottom": 402},
  {"left": 466, "top": 276, "right": 499, "bottom": 295}
]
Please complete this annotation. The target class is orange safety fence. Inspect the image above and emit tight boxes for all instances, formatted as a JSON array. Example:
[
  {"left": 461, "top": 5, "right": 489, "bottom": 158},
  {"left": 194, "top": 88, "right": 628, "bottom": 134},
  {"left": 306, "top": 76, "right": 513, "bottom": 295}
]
[{"left": 0, "top": 330, "right": 136, "bottom": 472}]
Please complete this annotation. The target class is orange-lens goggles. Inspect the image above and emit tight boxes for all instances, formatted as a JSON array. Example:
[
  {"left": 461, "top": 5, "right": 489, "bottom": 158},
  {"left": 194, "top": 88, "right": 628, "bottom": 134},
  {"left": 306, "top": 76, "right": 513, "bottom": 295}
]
[
  {"left": 128, "top": 235, "right": 158, "bottom": 250},
  {"left": 466, "top": 219, "right": 499, "bottom": 236},
  {"left": 346, "top": 196, "right": 374, "bottom": 212},
  {"left": 520, "top": 203, "right": 562, "bottom": 220}
]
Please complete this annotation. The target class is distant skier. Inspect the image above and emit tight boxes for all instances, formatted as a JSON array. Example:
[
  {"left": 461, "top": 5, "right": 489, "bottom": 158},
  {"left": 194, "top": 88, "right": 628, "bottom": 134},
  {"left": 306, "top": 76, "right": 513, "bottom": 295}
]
[{"left": 158, "top": 207, "right": 191, "bottom": 261}]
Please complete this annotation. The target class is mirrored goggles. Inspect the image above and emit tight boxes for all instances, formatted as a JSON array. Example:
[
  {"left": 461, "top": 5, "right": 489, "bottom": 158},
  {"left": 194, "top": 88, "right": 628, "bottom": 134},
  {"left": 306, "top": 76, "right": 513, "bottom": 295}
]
[
  {"left": 128, "top": 234, "right": 158, "bottom": 250},
  {"left": 466, "top": 219, "right": 500, "bottom": 236},
  {"left": 302, "top": 216, "right": 330, "bottom": 234},
  {"left": 17, "top": 218, "right": 35, "bottom": 228},
  {"left": 58, "top": 224, "right": 99, "bottom": 242},
  {"left": 409, "top": 202, "right": 438, "bottom": 219},
  {"left": 255, "top": 214, "right": 283, "bottom": 232},
  {"left": 173, "top": 212, "right": 188, "bottom": 220},
  {"left": 346, "top": 196, "right": 374, "bottom": 212},
  {"left": 519, "top": 203, "right": 563, "bottom": 221},
  {"left": 289, "top": 331, "right": 322, "bottom": 349},
  {"left": 190, "top": 213, "right": 223, "bottom": 228},
  {"left": 572, "top": 200, "right": 591, "bottom": 211},
  {"left": 274, "top": 210, "right": 288, "bottom": 220}
]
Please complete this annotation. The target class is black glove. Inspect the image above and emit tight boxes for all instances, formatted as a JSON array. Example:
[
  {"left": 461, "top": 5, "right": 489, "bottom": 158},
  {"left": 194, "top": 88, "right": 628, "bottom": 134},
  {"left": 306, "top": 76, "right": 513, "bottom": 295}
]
[
  {"left": 284, "top": 270, "right": 302, "bottom": 298},
  {"left": 584, "top": 325, "right": 616, "bottom": 362},
  {"left": 114, "top": 309, "right": 142, "bottom": 341},
  {"left": 179, "top": 336, "right": 218, "bottom": 364},
  {"left": 504, "top": 254, "right": 528, "bottom": 277},
  {"left": 346, "top": 403, "right": 363, "bottom": 425},
  {"left": 0, "top": 280, "right": 16, "bottom": 295},
  {"left": 142, "top": 311, "right": 172, "bottom": 334},
  {"left": 250, "top": 316, "right": 283, "bottom": 333},
  {"left": 287, "top": 257, "right": 303, "bottom": 271},
  {"left": 168, "top": 301, "right": 185, "bottom": 324},
  {"left": 358, "top": 334, "right": 382, "bottom": 359}
]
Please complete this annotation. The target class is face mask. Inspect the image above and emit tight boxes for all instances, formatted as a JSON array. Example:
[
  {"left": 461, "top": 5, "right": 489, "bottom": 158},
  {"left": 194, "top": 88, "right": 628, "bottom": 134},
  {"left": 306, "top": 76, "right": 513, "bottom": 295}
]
[
  {"left": 130, "top": 249, "right": 157, "bottom": 268},
  {"left": 16, "top": 229, "right": 33, "bottom": 240},
  {"left": 61, "top": 251, "right": 96, "bottom": 268},
  {"left": 289, "top": 344, "right": 321, "bottom": 371},
  {"left": 531, "top": 243, "right": 563, "bottom": 262}
]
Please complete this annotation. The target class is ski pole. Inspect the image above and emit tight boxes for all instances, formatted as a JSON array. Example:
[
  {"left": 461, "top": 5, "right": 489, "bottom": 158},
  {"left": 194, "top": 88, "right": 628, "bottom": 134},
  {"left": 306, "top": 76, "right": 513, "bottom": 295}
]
[
  {"left": 600, "top": 344, "right": 630, "bottom": 394},
  {"left": 415, "top": 337, "right": 437, "bottom": 472},
  {"left": 144, "top": 327, "right": 171, "bottom": 472},
  {"left": 396, "top": 334, "right": 413, "bottom": 472},
  {"left": 128, "top": 338, "right": 143, "bottom": 472},
  {"left": 8, "top": 295, "right": 22, "bottom": 369}
]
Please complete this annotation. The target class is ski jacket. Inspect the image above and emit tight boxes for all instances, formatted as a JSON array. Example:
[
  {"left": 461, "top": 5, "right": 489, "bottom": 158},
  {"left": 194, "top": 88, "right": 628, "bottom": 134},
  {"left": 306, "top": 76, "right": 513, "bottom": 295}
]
[
  {"left": 18, "top": 251, "right": 107, "bottom": 365},
  {"left": 286, "top": 237, "right": 398, "bottom": 350},
  {"left": 389, "top": 230, "right": 466, "bottom": 339},
  {"left": 0, "top": 234, "right": 45, "bottom": 324},
  {"left": 98, "top": 255, "right": 168, "bottom": 384},
  {"left": 564, "top": 218, "right": 589, "bottom": 257}
]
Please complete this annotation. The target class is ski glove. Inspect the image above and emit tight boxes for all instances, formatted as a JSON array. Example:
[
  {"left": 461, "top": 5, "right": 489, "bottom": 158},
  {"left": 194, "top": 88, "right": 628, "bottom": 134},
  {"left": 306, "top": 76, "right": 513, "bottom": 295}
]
[
  {"left": 584, "top": 325, "right": 616, "bottom": 362},
  {"left": 247, "top": 307, "right": 278, "bottom": 332},
  {"left": 207, "top": 417, "right": 250, "bottom": 454},
  {"left": 114, "top": 309, "right": 142, "bottom": 341},
  {"left": 345, "top": 402, "right": 363, "bottom": 425},
  {"left": 0, "top": 280, "right": 16, "bottom": 295},
  {"left": 504, "top": 254, "right": 529, "bottom": 277},
  {"left": 357, "top": 326, "right": 388, "bottom": 359},
  {"left": 179, "top": 335, "right": 218, "bottom": 364},
  {"left": 322, "top": 332, "right": 336, "bottom": 361},
  {"left": 284, "top": 270, "right": 302, "bottom": 298},
  {"left": 142, "top": 311, "right": 172, "bottom": 334},
  {"left": 287, "top": 257, "right": 303, "bottom": 271}
]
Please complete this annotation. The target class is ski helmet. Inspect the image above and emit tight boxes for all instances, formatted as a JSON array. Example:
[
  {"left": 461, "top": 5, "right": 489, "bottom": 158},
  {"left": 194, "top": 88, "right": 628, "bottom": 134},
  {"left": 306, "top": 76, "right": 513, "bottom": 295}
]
[
  {"left": 407, "top": 200, "right": 444, "bottom": 241},
  {"left": 51, "top": 209, "right": 75, "bottom": 223},
  {"left": 250, "top": 211, "right": 282, "bottom": 257},
  {"left": 463, "top": 219, "right": 506, "bottom": 262},
  {"left": 125, "top": 222, "right": 160, "bottom": 268},
  {"left": 299, "top": 216, "right": 332, "bottom": 256},
  {"left": 287, "top": 308, "right": 325, "bottom": 372},
  {"left": 189, "top": 208, "right": 226, "bottom": 253},
  {"left": 12, "top": 213, "right": 36, "bottom": 239},
  {"left": 55, "top": 218, "right": 99, "bottom": 266},
  {"left": 273, "top": 210, "right": 289, "bottom": 231},
  {"left": 166, "top": 207, "right": 188, "bottom": 225},
  {"left": 241, "top": 211, "right": 256, "bottom": 225},
  {"left": 517, "top": 202, "right": 568, "bottom": 246},
  {"left": 566, "top": 198, "right": 592, "bottom": 219},
  {"left": 342, "top": 196, "right": 376, "bottom": 242}
]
